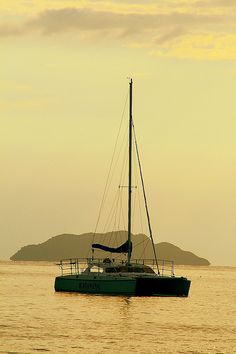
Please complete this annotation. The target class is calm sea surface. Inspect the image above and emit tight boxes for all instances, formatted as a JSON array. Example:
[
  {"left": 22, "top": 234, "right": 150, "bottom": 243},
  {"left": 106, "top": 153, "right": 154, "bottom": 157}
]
[{"left": 0, "top": 262, "right": 235, "bottom": 354}]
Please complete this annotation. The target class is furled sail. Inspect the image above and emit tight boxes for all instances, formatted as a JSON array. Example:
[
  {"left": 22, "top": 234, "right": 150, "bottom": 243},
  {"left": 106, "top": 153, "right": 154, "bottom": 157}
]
[{"left": 92, "top": 240, "right": 132, "bottom": 254}]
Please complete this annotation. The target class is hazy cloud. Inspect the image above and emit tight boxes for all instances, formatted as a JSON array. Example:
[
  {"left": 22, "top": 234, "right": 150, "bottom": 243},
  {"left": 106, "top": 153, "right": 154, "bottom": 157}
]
[
  {"left": 0, "top": 8, "right": 231, "bottom": 39},
  {"left": 1, "top": 7, "right": 236, "bottom": 60},
  {"left": 194, "top": 0, "right": 236, "bottom": 7},
  {"left": 0, "top": 24, "right": 26, "bottom": 37},
  {"left": 154, "top": 27, "right": 186, "bottom": 44}
]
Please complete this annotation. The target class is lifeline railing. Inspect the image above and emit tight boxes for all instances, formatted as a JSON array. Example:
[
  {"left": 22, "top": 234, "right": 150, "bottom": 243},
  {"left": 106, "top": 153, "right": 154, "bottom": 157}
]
[{"left": 57, "top": 258, "right": 174, "bottom": 277}]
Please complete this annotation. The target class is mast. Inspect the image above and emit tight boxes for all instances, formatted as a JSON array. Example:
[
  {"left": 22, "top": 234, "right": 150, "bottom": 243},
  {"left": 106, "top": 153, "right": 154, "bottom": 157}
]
[{"left": 127, "top": 78, "right": 133, "bottom": 265}]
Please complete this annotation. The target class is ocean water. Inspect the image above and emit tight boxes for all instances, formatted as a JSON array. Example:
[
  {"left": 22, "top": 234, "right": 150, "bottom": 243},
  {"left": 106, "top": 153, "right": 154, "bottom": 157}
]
[{"left": 0, "top": 262, "right": 235, "bottom": 354}]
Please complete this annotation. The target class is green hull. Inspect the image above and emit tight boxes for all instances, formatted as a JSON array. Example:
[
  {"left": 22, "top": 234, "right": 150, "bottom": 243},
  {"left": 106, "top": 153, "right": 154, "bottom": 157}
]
[
  {"left": 55, "top": 274, "right": 190, "bottom": 297},
  {"left": 55, "top": 275, "right": 137, "bottom": 295}
]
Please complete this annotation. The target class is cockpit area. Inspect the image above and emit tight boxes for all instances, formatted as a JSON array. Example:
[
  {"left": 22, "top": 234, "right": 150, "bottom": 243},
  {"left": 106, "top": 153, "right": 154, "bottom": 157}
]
[{"left": 104, "top": 264, "right": 155, "bottom": 274}]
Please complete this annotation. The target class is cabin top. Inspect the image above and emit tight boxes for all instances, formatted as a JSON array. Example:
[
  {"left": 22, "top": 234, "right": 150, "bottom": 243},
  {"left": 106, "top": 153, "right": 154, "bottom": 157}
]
[{"left": 104, "top": 264, "right": 155, "bottom": 274}]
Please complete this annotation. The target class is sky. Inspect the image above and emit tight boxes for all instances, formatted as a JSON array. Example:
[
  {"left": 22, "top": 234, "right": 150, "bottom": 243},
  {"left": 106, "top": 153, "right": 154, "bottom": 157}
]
[{"left": 1, "top": 0, "right": 236, "bottom": 266}]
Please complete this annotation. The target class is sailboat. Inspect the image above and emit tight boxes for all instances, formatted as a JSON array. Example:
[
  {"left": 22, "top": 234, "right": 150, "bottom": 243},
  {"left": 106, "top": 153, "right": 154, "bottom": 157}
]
[{"left": 54, "top": 79, "right": 191, "bottom": 296}]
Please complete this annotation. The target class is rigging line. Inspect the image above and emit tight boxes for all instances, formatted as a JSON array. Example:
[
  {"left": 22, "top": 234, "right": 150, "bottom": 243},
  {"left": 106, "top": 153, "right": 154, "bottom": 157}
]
[
  {"left": 117, "top": 190, "right": 124, "bottom": 242},
  {"left": 132, "top": 237, "right": 149, "bottom": 249},
  {"left": 115, "top": 191, "right": 121, "bottom": 232},
  {"left": 135, "top": 160, "right": 147, "bottom": 252},
  {"left": 107, "top": 129, "right": 128, "bottom": 203},
  {"left": 111, "top": 217, "right": 119, "bottom": 248},
  {"left": 92, "top": 92, "right": 129, "bottom": 243},
  {"left": 131, "top": 191, "right": 137, "bottom": 232},
  {"left": 113, "top": 197, "right": 127, "bottom": 251},
  {"left": 131, "top": 154, "right": 138, "bottom": 231},
  {"left": 129, "top": 235, "right": 149, "bottom": 262},
  {"left": 119, "top": 139, "right": 128, "bottom": 187},
  {"left": 115, "top": 139, "right": 128, "bottom": 236},
  {"left": 120, "top": 190, "right": 126, "bottom": 232},
  {"left": 100, "top": 128, "right": 128, "bottom": 225},
  {"left": 117, "top": 189, "right": 123, "bottom": 229},
  {"left": 137, "top": 182, "right": 144, "bottom": 234},
  {"left": 112, "top": 190, "right": 121, "bottom": 235},
  {"left": 138, "top": 237, "right": 150, "bottom": 261},
  {"left": 106, "top": 194, "right": 122, "bottom": 238},
  {"left": 132, "top": 122, "right": 160, "bottom": 275},
  {"left": 102, "top": 188, "right": 120, "bottom": 234}
]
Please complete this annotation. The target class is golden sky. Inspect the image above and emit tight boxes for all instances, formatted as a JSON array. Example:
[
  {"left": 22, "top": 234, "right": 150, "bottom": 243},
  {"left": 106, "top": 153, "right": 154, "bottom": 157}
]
[{"left": 1, "top": 0, "right": 236, "bottom": 265}]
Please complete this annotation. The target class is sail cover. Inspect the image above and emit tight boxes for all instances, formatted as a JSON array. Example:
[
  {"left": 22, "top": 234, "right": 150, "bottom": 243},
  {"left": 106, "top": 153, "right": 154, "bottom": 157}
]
[{"left": 92, "top": 240, "right": 132, "bottom": 254}]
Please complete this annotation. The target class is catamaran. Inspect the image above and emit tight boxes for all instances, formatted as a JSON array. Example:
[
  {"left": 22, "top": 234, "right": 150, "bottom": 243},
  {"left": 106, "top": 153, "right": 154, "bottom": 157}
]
[{"left": 54, "top": 79, "right": 191, "bottom": 296}]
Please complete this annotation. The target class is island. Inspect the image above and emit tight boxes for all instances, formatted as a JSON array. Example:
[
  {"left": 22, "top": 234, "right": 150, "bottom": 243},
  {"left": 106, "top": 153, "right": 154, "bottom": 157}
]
[{"left": 10, "top": 231, "right": 210, "bottom": 265}]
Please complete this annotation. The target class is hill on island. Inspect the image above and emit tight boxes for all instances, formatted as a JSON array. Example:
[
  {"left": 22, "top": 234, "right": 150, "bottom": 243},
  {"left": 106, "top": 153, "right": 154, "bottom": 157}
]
[{"left": 10, "top": 231, "right": 210, "bottom": 265}]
